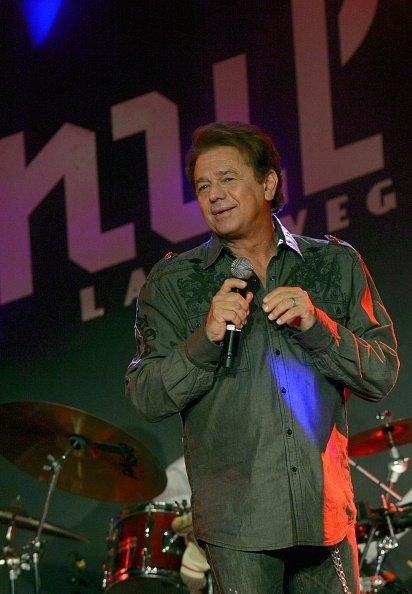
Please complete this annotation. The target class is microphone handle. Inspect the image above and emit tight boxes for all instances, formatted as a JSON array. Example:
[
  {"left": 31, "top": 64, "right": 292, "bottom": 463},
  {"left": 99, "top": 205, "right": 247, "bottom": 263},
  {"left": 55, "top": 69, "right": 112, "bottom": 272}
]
[{"left": 221, "top": 286, "right": 248, "bottom": 369}]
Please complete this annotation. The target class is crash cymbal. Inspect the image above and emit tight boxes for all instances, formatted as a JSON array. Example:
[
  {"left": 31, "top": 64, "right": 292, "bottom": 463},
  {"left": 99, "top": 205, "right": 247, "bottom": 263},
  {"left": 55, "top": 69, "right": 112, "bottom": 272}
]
[
  {"left": 0, "top": 401, "right": 166, "bottom": 503},
  {"left": 349, "top": 418, "right": 412, "bottom": 456},
  {"left": 0, "top": 509, "right": 89, "bottom": 543}
]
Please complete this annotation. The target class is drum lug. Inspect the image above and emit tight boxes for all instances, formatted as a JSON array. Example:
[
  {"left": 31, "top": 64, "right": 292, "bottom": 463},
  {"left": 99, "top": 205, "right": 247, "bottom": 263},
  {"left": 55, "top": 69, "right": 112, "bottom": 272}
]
[{"left": 161, "top": 530, "right": 184, "bottom": 555}]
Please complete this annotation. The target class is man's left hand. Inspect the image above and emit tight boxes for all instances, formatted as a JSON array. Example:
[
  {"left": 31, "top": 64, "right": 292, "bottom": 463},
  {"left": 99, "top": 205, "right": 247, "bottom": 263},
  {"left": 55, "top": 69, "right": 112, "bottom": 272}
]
[{"left": 262, "top": 287, "right": 316, "bottom": 331}]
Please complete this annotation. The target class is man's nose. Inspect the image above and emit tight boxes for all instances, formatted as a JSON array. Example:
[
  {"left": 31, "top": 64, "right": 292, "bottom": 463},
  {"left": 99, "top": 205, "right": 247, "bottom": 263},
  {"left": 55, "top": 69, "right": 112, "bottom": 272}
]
[{"left": 209, "top": 181, "right": 225, "bottom": 201}]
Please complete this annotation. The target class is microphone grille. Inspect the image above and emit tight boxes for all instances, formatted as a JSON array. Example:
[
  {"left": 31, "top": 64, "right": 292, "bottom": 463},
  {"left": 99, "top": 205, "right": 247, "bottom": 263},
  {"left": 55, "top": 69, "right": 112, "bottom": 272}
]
[{"left": 230, "top": 257, "right": 253, "bottom": 280}]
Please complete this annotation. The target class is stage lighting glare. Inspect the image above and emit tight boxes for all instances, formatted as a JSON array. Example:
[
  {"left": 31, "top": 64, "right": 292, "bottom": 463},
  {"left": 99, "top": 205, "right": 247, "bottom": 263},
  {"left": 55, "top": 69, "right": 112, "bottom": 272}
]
[{"left": 21, "top": 0, "right": 63, "bottom": 47}]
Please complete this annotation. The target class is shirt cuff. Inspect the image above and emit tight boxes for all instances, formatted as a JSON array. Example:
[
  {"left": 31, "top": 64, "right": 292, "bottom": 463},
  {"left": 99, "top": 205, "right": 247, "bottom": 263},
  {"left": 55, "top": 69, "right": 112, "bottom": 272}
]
[
  {"left": 293, "top": 308, "right": 336, "bottom": 352},
  {"left": 185, "top": 323, "right": 222, "bottom": 369}
]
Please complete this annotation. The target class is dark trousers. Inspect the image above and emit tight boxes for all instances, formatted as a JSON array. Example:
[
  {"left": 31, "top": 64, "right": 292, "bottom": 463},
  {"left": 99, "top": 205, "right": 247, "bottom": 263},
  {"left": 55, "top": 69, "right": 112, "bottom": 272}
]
[{"left": 205, "top": 526, "right": 360, "bottom": 594}]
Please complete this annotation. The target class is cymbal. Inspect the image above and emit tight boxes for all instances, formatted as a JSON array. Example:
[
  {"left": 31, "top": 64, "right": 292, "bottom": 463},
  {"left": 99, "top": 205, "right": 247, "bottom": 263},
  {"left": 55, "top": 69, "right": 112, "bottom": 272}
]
[
  {"left": 349, "top": 418, "right": 412, "bottom": 456},
  {"left": 0, "top": 509, "right": 90, "bottom": 543},
  {"left": 0, "top": 401, "right": 166, "bottom": 503}
]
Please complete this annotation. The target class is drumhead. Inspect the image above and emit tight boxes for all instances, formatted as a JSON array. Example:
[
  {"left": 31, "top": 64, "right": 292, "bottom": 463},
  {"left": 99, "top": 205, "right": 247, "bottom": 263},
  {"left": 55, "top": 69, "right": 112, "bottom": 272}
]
[{"left": 113, "top": 501, "right": 184, "bottom": 525}]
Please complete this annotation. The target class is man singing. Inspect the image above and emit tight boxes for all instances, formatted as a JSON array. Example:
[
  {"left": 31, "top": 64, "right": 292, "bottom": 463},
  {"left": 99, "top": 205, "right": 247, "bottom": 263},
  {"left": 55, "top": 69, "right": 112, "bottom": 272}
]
[{"left": 125, "top": 122, "right": 399, "bottom": 593}]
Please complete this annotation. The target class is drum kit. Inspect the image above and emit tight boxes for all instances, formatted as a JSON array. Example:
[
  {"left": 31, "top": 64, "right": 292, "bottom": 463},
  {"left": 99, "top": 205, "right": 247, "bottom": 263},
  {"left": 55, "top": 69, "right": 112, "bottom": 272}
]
[
  {"left": 0, "top": 401, "right": 411, "bottom": 594},
  {"left": 348, "top": 410, "right": 412, "bottom": 593},
  {"left": 0, "top": 400, "right": 187, "bottom": 594}
]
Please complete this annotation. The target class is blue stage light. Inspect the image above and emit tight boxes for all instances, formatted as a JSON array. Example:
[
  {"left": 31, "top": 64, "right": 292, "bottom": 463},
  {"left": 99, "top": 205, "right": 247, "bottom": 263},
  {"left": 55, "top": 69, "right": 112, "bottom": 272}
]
[{"left": 21, "top": 0, "right": 63, "bottom": 47}]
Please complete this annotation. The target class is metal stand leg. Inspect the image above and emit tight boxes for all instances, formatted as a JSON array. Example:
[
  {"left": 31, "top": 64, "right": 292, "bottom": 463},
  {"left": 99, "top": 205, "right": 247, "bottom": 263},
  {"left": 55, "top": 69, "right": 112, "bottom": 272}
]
[
  {"left": 7, "top": 558, "right": 19, "bottom": 594},
  {"left": 359, "top": 525, "right": 377, "bottom": 572},
  {"left": 28, "top": 443, "right": 79, "bottom": 594},
  {"left": 349, "top": 459, "right": 402, "bottom": 502},
  {"left": 2, "top": 524, "right": 21, "bottom": 594}
]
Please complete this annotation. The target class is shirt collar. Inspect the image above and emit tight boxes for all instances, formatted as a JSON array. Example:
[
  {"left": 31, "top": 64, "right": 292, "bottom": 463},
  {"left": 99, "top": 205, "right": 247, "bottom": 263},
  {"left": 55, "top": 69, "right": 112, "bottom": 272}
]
[
  {"left": 273, "top": 216, "right": 304, "bottom": 259},
  {"left": 203, "top": 215, "right": 304, "bottom": 269},
  {"left": 203, "top": 234, "right": 227, "bottom": 269}
]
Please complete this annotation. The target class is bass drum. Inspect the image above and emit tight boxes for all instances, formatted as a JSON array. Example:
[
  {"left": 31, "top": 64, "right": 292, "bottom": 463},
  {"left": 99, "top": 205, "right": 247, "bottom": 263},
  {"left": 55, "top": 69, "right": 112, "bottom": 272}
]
[{"left": 103, "top": 502, "right": 189, "bottom": 593}]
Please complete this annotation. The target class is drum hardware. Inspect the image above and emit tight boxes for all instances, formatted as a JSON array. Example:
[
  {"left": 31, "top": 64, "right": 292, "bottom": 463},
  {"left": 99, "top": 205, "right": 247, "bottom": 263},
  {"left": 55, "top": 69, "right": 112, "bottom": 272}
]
[
  {"left": 0, "top": 400, "right": 167, "bottom": 503},
  {"left": 349, "top": 411, "right": 412, "bottom": 594},
  {"left": 161, "top": 529, "right": 185, "bottom": 555},
  {"left": 0, "top": 509, "right": 90, "bottom": 544},
  {"left": 0, "top": 400, "right": 167, "bottom": 593},
  {"left": 1, "top": 525, "right": 33, "bottom": 594},
  {"left": 103, "top": 501, "right": 189, "bottom": 593},
  {"left": 348, "top": 410, "right": 411, "bottom": 458},
  {"left": 163, "top": 499, "right": 191, "bottom": 553},
  {"left": 373, "top": 496, "right": 399, "bottom": 579},
  {"left": 1, "top": 439, "right": 86, "bottom": 594},
  {"left": 174, "top": 499, "right": 191, "bottom": 514},
  {"left": 349, "top": 459, "right": 403, "bottom": 502},
  {"left": 142, "top": 512, "right": 155, "bottom": 572},
  {"left": 349, "top": 411, "right": 411, "bottom": 504},
  {"left": 359, "top": 574, "right": 386, "bottom": 593},
  {"left": 0, "top": 498, "right": 89, "bottom": 594},
  {"left": 375, "top": 411, "right": 410, "bottom": 504}
]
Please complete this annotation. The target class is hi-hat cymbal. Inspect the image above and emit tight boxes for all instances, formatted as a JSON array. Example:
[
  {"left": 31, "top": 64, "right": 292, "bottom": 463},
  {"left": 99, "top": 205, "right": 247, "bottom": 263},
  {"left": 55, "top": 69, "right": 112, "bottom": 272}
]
[
  {"left": 0, "top": 401, "right": 166, "bottom": 503},
  {"left": 349, "top": 418, "right": 412, "bottom": 456},
  {"left": 0, "top": 509, "right": 89, "bottom": 543}
]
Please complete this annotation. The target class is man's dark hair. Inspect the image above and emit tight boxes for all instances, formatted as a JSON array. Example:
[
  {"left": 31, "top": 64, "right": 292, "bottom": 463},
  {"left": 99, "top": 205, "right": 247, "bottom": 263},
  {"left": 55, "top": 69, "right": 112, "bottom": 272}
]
[{"left": 185, "top": 121, "right": 285, "bottom": 213}]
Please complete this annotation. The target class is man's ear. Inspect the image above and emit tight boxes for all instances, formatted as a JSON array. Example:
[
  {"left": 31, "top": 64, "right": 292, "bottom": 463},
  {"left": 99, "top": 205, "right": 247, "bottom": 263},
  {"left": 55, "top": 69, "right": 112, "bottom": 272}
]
[{"left": 264, "top": 170, "right": 278, "bottom": 202}]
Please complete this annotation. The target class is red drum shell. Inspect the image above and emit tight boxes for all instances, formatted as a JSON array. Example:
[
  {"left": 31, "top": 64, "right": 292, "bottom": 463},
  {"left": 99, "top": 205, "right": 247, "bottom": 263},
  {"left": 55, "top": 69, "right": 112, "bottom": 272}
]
[{"left": 104, "top": 501, "right": 187, "bottom": 593}]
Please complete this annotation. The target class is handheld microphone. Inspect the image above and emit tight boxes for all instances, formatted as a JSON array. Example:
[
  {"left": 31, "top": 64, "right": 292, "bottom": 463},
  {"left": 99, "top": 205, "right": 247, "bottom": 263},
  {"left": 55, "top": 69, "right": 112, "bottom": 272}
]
[{"left": 222, "top": 258, "right": 253, "bottom": 369}]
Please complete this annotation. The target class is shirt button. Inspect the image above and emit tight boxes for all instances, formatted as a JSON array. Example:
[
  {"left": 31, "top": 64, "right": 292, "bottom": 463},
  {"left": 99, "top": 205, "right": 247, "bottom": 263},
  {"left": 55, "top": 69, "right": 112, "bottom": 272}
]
[
  {"left": 281, "top": 387, "right": 287, "bottom": 394},
  {"left": 286, "top": 428, "right": 292, "bottom": 436},
  {"left": 270, "top": 276, "right": 276, "bottom": 281},
  {"left": 291, "top": 466, "right": 298, "bottom": 472},
  {"left": 275, "top": 349, "right": 281, "bottom": 356}
]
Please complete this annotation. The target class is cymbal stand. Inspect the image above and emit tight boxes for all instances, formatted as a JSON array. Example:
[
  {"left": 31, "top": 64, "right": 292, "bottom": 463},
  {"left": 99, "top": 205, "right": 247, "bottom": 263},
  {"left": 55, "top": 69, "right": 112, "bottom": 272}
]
[
  {"left": 1, "top": 522, "right": 24, "bottom": 594},
  {"left": 29, "top": 436, "right": 85, "bottom": 594},
  {"left": 358, "top": 523, "right": 378, "bottom": 572},
  {"left": 1, "top": 552, "right": 21, "bottom": 594},
  {"left": 1, "top": 519, "right": 34, "bottom": 594},
  {"left": 374, "top": 494, "right": 399, "bottom": 578},
  {"left": 376, "top": 411, "right": 410, "bottom": 502},
  {"left": 348, "top": 458, "right": 402, "bottom": 575},
  {"left": 348, "top": 459, "right": 402, "bottom": 502}
]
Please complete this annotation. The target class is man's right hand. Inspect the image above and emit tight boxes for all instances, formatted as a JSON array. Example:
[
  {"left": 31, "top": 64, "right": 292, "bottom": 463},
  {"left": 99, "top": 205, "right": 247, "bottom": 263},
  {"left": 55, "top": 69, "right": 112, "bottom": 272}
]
[{"left": 205, "top": 278, "right": 253, "bottom": 343}]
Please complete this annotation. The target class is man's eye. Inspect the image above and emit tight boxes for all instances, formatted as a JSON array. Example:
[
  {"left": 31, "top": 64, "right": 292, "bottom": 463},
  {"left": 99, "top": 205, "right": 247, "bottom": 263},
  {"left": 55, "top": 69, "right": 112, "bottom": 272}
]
[
  {"left": 197, "top": 184, "right": 209, "bottom": 193},
  {"left": 223, "top": 177, "right": 234, "bottom": 182}
]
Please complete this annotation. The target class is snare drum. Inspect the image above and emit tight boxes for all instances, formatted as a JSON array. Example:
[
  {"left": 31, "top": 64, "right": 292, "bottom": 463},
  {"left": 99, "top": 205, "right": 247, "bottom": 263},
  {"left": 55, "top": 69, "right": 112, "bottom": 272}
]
[{"left": 103, "top": 502, "right": 188, "bottom": 593}]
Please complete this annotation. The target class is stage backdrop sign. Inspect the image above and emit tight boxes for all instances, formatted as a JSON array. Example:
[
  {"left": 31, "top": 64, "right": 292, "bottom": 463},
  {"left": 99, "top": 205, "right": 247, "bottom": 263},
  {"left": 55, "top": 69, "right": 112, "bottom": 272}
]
[{"left": 0, "top": 1, "right": 411, "bottom": 592}]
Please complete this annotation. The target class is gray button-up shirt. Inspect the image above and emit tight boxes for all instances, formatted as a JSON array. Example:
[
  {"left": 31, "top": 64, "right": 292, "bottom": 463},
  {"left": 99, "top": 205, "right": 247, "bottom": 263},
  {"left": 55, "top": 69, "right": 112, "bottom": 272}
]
[{"left": 125, "top": 218, "right": 399, "bottom": 550}]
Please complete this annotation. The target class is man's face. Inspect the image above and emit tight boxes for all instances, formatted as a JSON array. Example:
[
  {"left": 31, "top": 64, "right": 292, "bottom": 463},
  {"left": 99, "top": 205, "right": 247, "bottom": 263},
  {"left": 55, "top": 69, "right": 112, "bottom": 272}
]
[{"left": 194, "top": 146, "right": 274, "bottom": 240}]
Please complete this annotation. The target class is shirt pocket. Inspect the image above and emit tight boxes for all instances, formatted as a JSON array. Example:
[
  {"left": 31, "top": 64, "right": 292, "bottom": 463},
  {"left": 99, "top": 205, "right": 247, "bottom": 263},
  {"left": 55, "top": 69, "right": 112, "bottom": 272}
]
[
  {"left": 186, "top": 313, "right": 206, "bottom": 334},
  {"left": 186, "top": 312, "right": 251, "bottom": 375}
]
